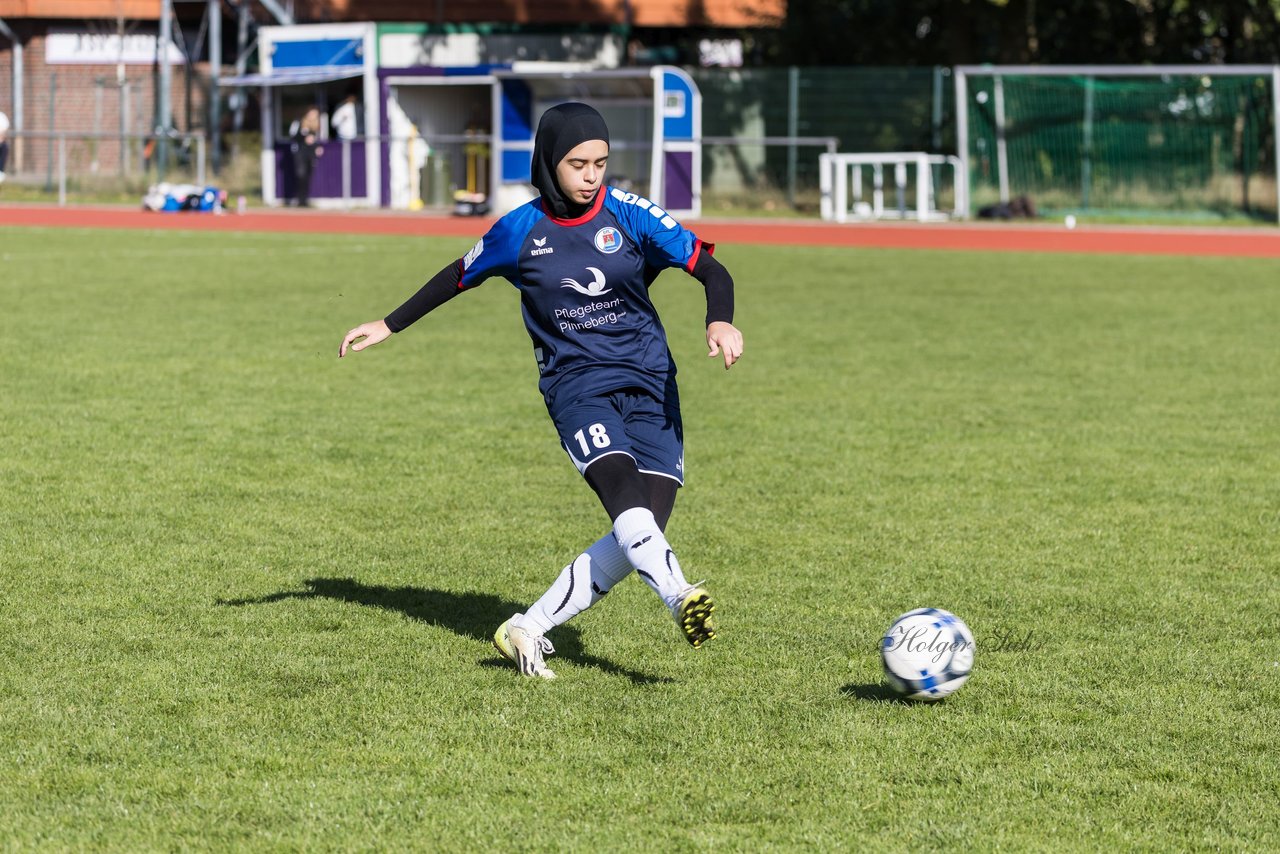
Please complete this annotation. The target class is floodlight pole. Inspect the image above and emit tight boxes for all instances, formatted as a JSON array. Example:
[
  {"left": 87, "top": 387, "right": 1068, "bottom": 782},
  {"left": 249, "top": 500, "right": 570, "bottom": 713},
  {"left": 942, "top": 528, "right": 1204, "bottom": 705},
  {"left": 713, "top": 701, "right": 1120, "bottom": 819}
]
[
  {"left": 232, "top": 0, "right": 250, "bottom": 143},
  {"left": 118, "top": 14, "right": 127, "bottom": 174},
  {"left": 158, "top": 0, "right": 173, "bottom": 177},
  {"left": 209, "top": 0, "right": 221, "bottom": 175}
]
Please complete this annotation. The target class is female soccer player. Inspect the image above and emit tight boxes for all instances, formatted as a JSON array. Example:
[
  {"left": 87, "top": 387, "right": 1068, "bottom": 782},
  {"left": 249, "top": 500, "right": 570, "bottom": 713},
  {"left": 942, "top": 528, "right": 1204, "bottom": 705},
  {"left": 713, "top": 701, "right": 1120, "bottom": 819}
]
[{"left": 339, "top": 103, "right": 743, "bottom": 679}]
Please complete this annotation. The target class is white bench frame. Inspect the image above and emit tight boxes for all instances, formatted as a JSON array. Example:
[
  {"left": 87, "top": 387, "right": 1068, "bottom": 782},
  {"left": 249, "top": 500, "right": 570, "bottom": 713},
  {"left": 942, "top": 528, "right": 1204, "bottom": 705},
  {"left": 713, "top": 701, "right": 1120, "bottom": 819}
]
[{"left": 820, "top": 151, "right": 966, "bottom": 223}]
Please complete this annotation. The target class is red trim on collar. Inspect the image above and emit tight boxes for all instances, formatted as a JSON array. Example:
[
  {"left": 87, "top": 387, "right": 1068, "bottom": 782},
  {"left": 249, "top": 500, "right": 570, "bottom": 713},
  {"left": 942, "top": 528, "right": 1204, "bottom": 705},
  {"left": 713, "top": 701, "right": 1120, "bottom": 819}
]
[{"left": 540, "top": 187, "right": 606, "bottom": 226}]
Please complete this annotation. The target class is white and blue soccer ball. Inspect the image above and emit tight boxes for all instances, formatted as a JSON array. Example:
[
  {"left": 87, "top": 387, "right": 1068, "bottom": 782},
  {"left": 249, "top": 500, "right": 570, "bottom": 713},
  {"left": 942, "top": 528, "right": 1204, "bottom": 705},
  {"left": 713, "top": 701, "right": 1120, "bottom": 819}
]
[{"left": 880, "top": 608, "right": 975, "bottom": 701}]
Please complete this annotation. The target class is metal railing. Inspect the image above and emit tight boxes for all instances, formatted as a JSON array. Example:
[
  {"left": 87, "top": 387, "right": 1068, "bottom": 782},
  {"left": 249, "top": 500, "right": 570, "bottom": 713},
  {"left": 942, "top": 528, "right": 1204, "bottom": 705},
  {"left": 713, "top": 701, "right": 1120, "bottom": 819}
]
[
  {"left": 0, "top": 129, "right": 848, "bottom": 215},
  {"left": 2, "top": 131, "right": 207, "bottom": 206},
  {"left": 702, "top": 135, "right": 838, "bottom": 206}
]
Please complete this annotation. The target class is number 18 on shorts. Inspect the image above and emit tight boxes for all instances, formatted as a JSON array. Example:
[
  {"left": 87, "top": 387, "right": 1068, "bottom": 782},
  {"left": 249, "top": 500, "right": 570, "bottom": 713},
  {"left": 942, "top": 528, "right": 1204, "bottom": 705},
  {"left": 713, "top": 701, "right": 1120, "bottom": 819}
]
[{"left": 553, "top": 390, "right": 685, "bottom": 485}]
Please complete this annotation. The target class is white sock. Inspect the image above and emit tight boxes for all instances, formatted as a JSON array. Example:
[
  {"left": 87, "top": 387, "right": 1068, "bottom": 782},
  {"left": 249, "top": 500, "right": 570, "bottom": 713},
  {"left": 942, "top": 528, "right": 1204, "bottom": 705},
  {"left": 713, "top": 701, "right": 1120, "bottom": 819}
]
[
  {"left": 516, "top": 534, "right": 634, "bottom": 635},
  {"left": 612, "top": 507, "right": 690, "bottom": 611}
]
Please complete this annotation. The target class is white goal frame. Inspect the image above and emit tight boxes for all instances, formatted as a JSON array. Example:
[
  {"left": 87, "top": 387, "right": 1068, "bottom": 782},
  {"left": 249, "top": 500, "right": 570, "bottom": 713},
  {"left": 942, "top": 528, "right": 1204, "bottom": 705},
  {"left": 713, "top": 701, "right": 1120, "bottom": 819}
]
[{"left": 954, "top": 64, "right": 1280, "bottom": 223}]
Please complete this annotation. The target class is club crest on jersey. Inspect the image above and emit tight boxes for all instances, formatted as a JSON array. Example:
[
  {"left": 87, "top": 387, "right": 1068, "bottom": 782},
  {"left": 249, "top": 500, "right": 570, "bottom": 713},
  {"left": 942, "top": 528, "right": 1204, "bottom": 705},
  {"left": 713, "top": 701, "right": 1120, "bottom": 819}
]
[
  {"left": 560, "top": 266, "right": 612, "bottom": 297},
  {"left": 593, "top": 227, "right": 622, "bottom": 254},
  {"left": 531, "top": 236, "right": 554, "bottom": 256}
]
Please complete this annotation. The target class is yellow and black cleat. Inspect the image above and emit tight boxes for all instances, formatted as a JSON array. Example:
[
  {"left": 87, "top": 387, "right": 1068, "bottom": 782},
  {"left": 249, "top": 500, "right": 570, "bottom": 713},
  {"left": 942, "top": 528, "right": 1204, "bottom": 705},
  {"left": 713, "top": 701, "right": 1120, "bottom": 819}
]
[{"left": 676, "top": 587, "right": 717, "bottom": 648}]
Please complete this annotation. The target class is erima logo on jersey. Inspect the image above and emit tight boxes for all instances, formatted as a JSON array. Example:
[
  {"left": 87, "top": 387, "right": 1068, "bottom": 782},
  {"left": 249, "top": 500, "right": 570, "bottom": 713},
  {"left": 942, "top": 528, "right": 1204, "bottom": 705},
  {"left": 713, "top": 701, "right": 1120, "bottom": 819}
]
[
  {"left": 463, "top": 238, "right": 484, "bottom": 270},
  {"left": 531, "top": 236, "right": 554, "bottom": 256},
  {"left": 560, "top": 267, "right": 612, "bottom": 297},
  {"left": 610, "top": 187, "right": 677, "bottom": 229}
]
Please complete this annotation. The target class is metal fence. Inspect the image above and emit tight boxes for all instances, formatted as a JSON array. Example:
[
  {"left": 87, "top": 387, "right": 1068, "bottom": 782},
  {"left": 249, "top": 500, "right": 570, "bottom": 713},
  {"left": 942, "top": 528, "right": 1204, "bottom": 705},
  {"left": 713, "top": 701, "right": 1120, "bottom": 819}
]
[
  {"left": 693, "top": 67, "right": 955, "bottom": 150},
  {"left": 0, "top": 131, "right": 209, "bottom": 205},
  {"left": 692, "top": 66, "right": 955, "bottom": 211},
  {"left": 0, "top": 67, "right": 955, "bottom": 213},
  {"left": 0, "top": 131, "right": 845, "bottom": 215}
]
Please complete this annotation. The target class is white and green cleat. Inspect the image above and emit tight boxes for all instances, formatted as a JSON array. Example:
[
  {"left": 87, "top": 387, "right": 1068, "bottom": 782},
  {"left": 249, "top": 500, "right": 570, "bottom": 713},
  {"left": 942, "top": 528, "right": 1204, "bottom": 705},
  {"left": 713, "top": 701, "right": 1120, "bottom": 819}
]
[
  {"left": 674, "top": 586, "right": 717, "bottom": 648},
  {"left": 493, "top": 615, "right": 557, "bottom": 679}
]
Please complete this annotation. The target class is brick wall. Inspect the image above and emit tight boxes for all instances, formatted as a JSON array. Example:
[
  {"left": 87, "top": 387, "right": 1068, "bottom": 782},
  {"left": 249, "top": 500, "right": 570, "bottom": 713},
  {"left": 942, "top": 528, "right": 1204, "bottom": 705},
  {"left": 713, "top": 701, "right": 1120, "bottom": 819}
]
[
  {"left": 0, "top": 23, "right": 215, "bottom": 176},
  {"left": 289, "top": 0, "right": 784, "bottom": 28},
  {"left": 0, "top": 2, "right": 160, "bottom": 17},
  {"left": 0, "top": 0, "right": 784, "bottom": 27}
]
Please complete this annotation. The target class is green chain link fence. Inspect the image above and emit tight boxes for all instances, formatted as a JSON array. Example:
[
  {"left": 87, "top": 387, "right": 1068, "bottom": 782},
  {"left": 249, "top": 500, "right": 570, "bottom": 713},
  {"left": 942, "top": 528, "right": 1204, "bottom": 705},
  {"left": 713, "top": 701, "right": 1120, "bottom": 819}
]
[{"left": 690, "top": 67, "right": 954, "bottom": 214}]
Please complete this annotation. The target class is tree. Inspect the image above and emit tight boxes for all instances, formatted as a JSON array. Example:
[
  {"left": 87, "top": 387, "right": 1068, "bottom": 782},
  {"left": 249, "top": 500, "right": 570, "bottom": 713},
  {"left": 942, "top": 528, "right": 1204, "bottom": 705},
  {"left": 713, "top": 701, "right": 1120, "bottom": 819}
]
[{"left": 757, "top": 0, "right": 1280, "bottom": 66}]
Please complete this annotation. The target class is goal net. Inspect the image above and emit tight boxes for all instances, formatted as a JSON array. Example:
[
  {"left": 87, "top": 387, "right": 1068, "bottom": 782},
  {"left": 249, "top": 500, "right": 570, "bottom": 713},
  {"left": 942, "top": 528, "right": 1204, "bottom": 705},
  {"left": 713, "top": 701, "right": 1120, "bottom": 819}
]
[{"left": 955, "top": 65, "right": 1280, "bottom": 222}]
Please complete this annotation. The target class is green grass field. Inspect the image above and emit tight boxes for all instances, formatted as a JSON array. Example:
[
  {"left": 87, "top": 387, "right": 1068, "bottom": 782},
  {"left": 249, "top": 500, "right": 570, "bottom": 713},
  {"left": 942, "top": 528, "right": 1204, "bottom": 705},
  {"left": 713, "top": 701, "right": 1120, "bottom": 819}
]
[{"left": 2, "top": 225, "right": 1278, "bottom": 850}]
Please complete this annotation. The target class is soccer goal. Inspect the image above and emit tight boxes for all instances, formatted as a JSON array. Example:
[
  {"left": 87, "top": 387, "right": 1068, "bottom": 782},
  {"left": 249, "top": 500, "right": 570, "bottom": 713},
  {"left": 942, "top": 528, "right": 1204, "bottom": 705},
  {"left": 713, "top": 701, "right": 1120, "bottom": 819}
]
[{"left": 954, "top": 64, "right": 1280, "bottom": 222}]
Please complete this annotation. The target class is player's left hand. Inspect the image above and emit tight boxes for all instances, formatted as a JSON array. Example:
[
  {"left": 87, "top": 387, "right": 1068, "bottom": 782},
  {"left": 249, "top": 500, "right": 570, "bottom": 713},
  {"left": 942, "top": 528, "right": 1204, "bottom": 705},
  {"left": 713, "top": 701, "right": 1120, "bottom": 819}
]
[{"left": 706, "top": 321, "right": 743, "bottom": 370}]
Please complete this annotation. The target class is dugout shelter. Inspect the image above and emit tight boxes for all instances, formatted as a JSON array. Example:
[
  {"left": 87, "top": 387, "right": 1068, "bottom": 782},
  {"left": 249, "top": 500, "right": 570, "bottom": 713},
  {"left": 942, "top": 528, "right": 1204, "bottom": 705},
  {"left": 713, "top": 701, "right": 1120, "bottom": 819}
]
[
  {"left": 225, "top": 23, "right": 702, "bottom": 217},
  {"left": 221, "top": 22, "right": 378, "bottom": 207},
  {"left": 487, "top": 66, "right": 702, "bottom": 218}
]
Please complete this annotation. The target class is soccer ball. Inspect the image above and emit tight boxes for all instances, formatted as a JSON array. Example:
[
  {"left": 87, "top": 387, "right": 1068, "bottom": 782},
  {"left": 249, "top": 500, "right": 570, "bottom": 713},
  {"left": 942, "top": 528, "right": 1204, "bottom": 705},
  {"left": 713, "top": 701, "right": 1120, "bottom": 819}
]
[{"left": 880, "top": 608, "right": 975, "bottom": 701}]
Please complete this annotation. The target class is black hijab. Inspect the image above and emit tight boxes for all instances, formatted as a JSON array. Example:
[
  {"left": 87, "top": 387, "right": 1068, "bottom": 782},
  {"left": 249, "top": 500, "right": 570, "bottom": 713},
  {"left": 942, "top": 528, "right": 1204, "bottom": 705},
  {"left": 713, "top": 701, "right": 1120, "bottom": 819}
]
[{"left": 531, "top": 102, "right": 610, "bottom": 219}]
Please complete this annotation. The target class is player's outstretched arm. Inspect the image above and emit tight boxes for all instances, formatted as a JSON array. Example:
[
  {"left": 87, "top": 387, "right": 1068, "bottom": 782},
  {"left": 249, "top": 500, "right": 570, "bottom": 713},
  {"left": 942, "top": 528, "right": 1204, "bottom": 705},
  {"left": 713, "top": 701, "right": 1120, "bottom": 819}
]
[
  {"left": 338, "top": 260, "right": 468, "bottom": 358},
  {"left": 707, "top": 321, "right": 743, "bottom": 370},
  {"left": 339, "top": 320, "right": 391, "bottom": 357}
]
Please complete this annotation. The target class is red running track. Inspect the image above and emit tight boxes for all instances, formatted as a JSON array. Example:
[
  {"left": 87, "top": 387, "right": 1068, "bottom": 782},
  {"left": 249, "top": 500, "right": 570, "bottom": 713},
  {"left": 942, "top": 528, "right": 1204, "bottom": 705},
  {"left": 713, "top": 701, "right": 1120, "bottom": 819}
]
[{"left": 2, "top": 203, "right": 1279, "bottom": 258}]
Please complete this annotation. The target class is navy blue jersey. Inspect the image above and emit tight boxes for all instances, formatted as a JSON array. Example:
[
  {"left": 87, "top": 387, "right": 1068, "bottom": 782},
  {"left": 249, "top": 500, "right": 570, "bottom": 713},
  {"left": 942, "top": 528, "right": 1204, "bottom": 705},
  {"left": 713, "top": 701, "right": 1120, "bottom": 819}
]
[{"left": 458, "top": 187, "right": 711, "bottom": 411}]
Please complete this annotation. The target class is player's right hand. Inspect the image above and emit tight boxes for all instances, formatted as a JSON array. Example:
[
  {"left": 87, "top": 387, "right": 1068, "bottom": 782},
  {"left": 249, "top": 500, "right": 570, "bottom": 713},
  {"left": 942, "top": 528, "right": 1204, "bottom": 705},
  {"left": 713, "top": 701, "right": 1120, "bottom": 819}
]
[{"left": 339, "top": 319, "right": 392, "bottom": 358}]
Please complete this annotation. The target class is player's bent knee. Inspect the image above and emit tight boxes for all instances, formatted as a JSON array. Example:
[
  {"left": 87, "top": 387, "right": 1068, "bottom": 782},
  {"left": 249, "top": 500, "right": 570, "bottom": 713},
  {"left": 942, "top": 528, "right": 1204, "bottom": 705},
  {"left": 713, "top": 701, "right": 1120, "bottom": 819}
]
[{"left": 585, "top": 453, "right": 650, "bottom": 520}]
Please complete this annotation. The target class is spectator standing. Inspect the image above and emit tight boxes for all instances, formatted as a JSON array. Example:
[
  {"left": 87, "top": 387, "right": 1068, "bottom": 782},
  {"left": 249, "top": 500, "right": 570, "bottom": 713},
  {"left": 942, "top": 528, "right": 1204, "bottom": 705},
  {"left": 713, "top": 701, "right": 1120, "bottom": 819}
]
[
  {"left": 289, "top": 106, "right": 324, "bottom": 206},
  {"left": 331, "top": 94, "right": 361, "bottom": 141}
]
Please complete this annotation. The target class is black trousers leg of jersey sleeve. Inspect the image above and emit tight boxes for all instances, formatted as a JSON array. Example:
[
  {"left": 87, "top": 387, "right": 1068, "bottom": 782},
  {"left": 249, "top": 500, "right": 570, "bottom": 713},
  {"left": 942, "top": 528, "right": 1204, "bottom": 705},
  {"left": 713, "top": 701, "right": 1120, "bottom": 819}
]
[{"left": 585, "top": 453, "right": 678, "bottom": 531}]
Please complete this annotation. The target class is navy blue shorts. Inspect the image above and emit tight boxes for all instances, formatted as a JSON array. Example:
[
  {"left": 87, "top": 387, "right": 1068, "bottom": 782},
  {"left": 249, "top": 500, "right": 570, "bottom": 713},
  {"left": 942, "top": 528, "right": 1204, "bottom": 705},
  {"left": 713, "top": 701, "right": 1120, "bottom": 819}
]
[{"left": 550, "top": 388, "right": 684, "bottom": 485}]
